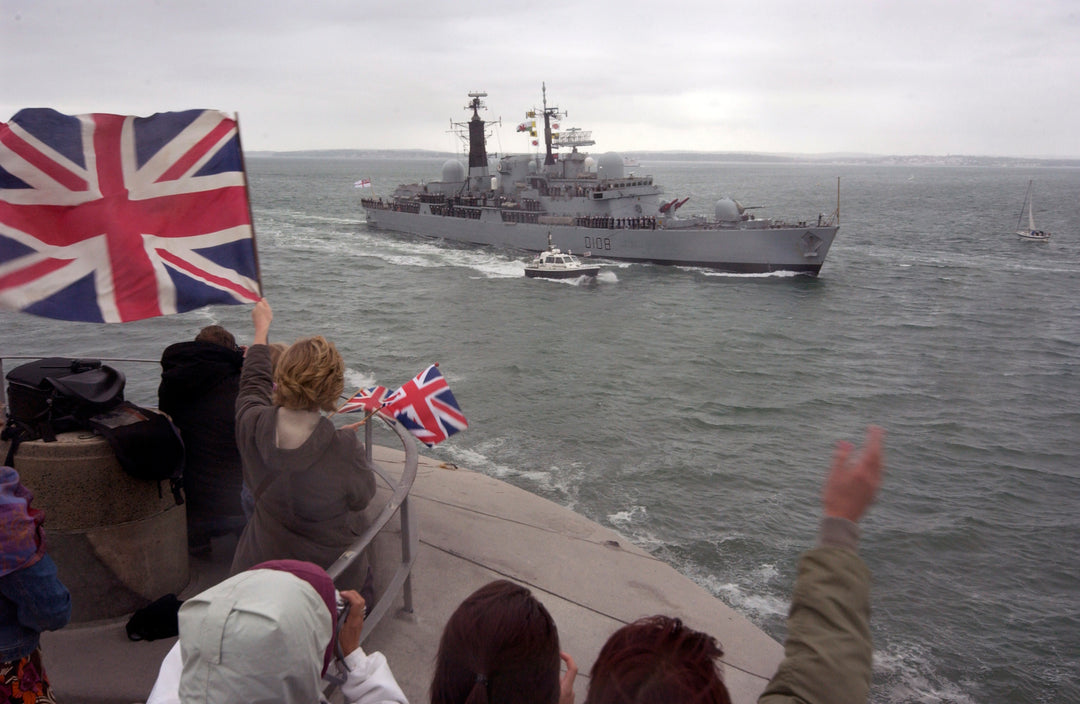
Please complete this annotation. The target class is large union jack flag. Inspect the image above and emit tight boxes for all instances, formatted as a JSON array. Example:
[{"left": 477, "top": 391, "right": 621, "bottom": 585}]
[
  {"left": 384, "top": 364, "right": 468, "bottom": 447},
  {"left": 0, "top": 108, "right": 261, "bottom": 323}
]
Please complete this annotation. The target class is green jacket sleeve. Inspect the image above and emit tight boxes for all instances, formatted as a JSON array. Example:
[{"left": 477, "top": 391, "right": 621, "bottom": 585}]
[{"left": 758, "top": 546, "right": 872, "bottom": 704}]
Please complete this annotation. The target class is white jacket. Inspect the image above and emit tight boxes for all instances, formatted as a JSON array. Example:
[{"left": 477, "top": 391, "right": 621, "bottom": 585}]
[
  {"left": 147, "top": 641, "right": 407, "bottom": 704},
  {"left": 146, "top": 569, "right": 407, "bottom": 704}
]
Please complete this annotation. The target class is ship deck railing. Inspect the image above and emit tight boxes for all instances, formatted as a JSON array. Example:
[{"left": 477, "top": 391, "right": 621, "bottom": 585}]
[{"left": 0, "top": 354, "right": 421, "bottom": 669}]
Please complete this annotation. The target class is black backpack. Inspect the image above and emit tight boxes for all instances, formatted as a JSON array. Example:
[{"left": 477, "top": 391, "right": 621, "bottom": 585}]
[
  {"left": 2, "top": 357, "right": 125, "bottom": 444},
  {"left": 86, "top": 401, "right": 186, "bottom": 504},
  {"left": 2, "top": 358, "right": 185, "bottom": 504}
]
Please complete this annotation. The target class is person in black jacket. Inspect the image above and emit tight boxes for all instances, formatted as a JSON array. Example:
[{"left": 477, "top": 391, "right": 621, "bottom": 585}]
[{"left": 159, "top": 325, "right": 247, "bottom": 554}]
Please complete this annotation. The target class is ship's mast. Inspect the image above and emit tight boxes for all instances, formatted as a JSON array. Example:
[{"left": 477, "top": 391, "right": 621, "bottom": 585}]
[
  {"left": 452, "top": 92, "right": 495, "bottom": 191},
  {"left": 532, "top": 84, "right": 593, "bottom": 161},
  {"left": 540, "top": 82, "right": 564, "bottom": 166}
]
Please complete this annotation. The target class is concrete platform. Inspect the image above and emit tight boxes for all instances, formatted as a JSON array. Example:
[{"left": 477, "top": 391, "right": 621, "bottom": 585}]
[
  {"left": 42, "top": 445, "right": 783, "bottom": 703},
  {"left": 9, "top": 430, "right": 189, "bottom": 622}
]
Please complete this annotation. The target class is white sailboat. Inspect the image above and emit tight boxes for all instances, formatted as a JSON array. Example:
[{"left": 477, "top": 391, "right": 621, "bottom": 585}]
[{"left": 1016, "top": 180, "right": 1051, "bottom": 241}]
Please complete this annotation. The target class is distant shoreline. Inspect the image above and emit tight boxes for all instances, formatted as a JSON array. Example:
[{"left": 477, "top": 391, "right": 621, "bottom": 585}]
[{"left": 245, "top": 148, "right": 1080, "bottom": 168}]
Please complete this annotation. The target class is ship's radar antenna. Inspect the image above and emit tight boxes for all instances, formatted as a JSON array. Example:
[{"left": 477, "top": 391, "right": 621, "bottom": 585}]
[
  {"left": 554, "top": 127, "right": 595, "bottom": 150},
  {"left": 466, "top": 91, "right": 488, "bottom": 116},
  {"left": 450, "top": 90, "right": 500, "bottom": 156}
]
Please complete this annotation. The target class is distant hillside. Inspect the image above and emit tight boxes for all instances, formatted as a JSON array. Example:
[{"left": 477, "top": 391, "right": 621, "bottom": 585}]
[
  {"left": 244, "top": 149, "right": 1080, "bottom": 168},
  {"left": 245, "top": 149, "right": 450, "bottom": 160}
]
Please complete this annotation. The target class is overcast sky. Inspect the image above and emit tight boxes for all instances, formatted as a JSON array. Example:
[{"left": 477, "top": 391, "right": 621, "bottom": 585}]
[{"left": 3, "top": 0, "right": 1079, "bottom": 157}]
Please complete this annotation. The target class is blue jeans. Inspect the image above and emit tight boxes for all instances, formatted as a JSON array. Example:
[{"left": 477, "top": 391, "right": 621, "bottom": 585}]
[{"left": 0, "top": 555, "right": 71, "bottom": 662}]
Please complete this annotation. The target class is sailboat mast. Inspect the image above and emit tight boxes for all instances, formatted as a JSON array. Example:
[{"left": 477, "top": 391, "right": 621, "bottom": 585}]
[
  {"left": 1028, "top": 184, "right": 1036, "bottom": 230},
  {"left": 1016, "top": 180, "right": 1033, "bottom": 231}
]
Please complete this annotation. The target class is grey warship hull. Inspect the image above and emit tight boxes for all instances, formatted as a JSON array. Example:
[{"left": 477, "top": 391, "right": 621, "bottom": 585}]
[
  {"left": 365, "top": 205, "right": 835, "bottom": 274},
  {"left": 362, "top": 88, "right": 839, "bottom": 275}
]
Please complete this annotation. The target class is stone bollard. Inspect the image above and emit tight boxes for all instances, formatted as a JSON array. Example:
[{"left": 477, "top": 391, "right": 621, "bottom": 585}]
[{"left": 2, "top": 430, "right": 188, "bottom": 622}]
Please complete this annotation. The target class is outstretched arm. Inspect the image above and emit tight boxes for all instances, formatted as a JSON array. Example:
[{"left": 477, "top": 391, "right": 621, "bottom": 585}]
[
  {"left": 251, "top": 298, "right": 272, "bottom": 346},
  {"left": 759, "top": 426, "right": 885, "bottom": 704},
  {"left": 336, "top": 590, "right": 409, "bottom": 704},
  {"left": 236, "top": 298, "right": 275, "bottom": 419}
]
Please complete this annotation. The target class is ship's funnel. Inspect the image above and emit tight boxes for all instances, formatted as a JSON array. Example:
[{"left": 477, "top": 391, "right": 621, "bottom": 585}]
[{"left": 464, "top": 92, "right": 491, "bottom": 191}]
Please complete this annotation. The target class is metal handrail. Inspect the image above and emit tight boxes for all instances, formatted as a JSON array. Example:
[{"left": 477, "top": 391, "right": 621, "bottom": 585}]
[{"left": 326, "top": 415, "right": 420, "bottom": 636}]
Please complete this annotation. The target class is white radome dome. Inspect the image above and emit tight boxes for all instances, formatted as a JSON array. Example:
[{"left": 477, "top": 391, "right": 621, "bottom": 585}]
[
  {"left": 584, "top": 156, "right": 596, "bottom": 172},
  {"left": 596, "top": 152, "right": 625, "bottom": 180},
  {"left": 714, "top": 197, "right": 744, "bottom": 223},
  {"left": 441, "top": 160, "right": 466, "bottom": 182}
]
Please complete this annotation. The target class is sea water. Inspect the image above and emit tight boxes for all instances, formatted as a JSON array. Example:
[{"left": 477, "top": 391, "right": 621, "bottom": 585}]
[{"left": 3, "top": 157, "right": 1078, "bottom": 703}]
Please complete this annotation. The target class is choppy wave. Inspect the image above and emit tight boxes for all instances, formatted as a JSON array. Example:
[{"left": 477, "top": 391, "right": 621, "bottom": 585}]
[{"left": 5, "top": 158, "right": 1078, "bottom": 704}]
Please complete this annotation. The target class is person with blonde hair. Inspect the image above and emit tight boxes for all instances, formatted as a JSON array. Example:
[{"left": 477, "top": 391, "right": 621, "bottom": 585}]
[{"left": 230, "top": 298, "right": 377, "bottom": 578}]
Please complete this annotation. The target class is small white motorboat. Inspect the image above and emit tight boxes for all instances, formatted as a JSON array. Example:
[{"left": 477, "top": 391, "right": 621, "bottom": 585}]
[{"left": 524, "top": 237, "right": 600, "bottom": 279}]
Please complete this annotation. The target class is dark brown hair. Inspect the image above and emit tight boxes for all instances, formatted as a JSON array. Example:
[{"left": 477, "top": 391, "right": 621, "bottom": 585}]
[
  {"left": 430, "top": 580, "right": 561, "bottom": 704},
  {"left": 195, "top": 325, "right": 236, "bottom": 350},
  {"left": 585, "top": 616, "right": 731, "bottom": 704}
]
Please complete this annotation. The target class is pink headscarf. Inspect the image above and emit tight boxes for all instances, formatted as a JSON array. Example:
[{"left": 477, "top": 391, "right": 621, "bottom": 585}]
[{"left": 0, "top": 466, "right": 45, "bottom": 577}]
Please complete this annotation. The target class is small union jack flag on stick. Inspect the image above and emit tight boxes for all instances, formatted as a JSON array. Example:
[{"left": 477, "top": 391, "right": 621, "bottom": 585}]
[
  {"left": 0, "top": 108, "right": 261, "bottom": 323},
  {"left": 338, "top": 363, "right": 469, "bottom": 446},
  {"left": 384, "top": 363, "right": 468, "bottom": 446},
  {"left": 336, "top": 384, "right": 392, "bottom": 416}
]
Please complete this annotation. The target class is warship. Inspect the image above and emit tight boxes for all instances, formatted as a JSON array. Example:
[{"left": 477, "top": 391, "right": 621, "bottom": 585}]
[{"left": 362, "top": 87, "right": 840, "bottom": 275}]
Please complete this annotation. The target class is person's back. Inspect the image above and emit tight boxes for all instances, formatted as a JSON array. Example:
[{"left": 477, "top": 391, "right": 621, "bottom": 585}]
[
  {"left": 146, "top": 560, "right": 407, "bottom": 704},
  {"left": 229, "top": 300, "right": 377, "bottom": 578},
  {"left": 159, "top": 325, "right": 247, "bottom": 553}
]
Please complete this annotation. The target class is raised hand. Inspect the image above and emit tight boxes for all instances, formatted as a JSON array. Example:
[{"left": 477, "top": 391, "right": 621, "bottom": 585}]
[{"left": 822, "top": 425, "right": 885, "bottom": 523}]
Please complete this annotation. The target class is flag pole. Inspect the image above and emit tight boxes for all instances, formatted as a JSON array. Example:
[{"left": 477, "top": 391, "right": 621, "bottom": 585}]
[
  {"left": 329, "top": 388, "right": 387, "bottom": 425},
  {"left": 355, "top": 406, "right": 386, "bottom": 425},
  {"left": 233, "top": 112, "right": 264, "bottom": 297},
  {"left": 328, "top": 389, "right": 367, "bottom": 418}
]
